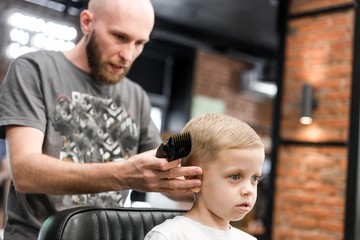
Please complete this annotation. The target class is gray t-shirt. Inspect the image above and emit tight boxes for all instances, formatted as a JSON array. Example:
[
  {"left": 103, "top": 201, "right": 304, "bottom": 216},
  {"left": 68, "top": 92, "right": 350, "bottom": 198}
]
[{"left": 0, "top": 50, "right": 161, "bottom": 240}]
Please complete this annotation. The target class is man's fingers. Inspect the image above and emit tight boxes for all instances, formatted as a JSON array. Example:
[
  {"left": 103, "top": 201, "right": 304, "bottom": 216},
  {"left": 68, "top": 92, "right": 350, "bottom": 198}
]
[
  {"left": 167, "top": 166, "right": 202, "bottom": 179},
  {"left": 132, "top": 150, "right": 202, "bottom": 193},
  {"left": 160, "top": 177, "right": 201, "bottom": 191}
]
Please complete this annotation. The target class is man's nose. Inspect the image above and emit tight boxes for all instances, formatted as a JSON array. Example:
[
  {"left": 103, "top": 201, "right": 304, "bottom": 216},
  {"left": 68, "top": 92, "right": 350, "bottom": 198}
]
[{"left": 118, "top": 43, "right": 135, "bottom": 62}]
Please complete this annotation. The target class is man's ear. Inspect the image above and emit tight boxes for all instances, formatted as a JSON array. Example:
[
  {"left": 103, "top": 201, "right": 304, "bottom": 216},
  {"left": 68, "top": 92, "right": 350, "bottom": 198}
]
[{"left": 79, "top": 10, "right": 93, "bottom": 35}]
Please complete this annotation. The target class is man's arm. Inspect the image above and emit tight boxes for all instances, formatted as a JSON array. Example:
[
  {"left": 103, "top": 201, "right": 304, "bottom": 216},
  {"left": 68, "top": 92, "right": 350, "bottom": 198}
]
[{"left": 6, "top": 125, "right": 202, "bottom": 196}]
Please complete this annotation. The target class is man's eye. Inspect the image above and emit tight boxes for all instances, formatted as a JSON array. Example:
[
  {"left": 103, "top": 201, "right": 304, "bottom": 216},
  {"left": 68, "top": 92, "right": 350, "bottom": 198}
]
[
  {"left": 251, "top": 175, "right": 263, "bottom": 184},
  {"left": 135, "top": 40, "right": 145, "bottom": 46},
  {"left": 115, "top": 34, "right": 127, "bottom": 41}
]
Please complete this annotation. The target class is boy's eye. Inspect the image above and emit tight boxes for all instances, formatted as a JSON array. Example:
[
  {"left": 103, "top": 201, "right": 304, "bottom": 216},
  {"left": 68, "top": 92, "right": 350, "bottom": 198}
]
[
  {"left": 251, "top": 175, "right": 263, "bottom": 184},
  {"left": 230, "top": 174, "right": 241, "bottom": 181}
]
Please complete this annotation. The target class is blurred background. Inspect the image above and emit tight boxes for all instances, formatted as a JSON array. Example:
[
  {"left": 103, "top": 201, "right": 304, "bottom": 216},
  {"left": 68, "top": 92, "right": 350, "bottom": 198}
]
[{"left": 0, "top": 0, "right": 359, "bottom": 240}]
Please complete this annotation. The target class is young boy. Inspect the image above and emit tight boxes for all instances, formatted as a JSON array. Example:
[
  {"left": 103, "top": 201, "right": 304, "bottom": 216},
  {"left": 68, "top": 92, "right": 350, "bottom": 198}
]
[{"left": 145, "top": 113, "right": 265, "bottom": 240}]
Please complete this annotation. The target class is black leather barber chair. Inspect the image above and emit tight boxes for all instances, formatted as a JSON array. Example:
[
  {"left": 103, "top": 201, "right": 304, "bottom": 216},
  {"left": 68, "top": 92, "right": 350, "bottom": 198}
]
[{"left": 37, "top": 206, "right": 185, "bottom": 240}]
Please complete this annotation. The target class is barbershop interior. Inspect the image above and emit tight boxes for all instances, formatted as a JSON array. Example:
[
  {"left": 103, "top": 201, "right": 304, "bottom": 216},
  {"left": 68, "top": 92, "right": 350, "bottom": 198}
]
[{"left": 0, "top": 0, "right": 359, "bottom": 240}]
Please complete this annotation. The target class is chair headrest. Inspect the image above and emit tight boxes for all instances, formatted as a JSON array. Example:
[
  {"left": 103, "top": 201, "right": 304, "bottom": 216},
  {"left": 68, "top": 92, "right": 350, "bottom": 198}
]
[{"left": 38, "top": 206, "right": 185, "bottom": 240}]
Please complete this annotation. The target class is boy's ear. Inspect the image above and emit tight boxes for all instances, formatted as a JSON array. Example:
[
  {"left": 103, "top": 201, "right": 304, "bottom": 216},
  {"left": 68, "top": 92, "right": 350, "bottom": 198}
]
[
  {"left": 186, "top": 174, "right": 202, "bottom": 193},
  {"left": 191, "top": 186, "right": 201, "bottom": 193}
]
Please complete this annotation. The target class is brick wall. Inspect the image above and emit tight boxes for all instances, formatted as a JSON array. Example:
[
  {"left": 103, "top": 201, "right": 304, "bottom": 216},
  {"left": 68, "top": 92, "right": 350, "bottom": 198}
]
[
  {"left": 192, "top": 50, "right": 274, "bottom": 135},
  {"left": 274, "top": 146, "right": 347, "bottom": 239},
  {"left": 273, "top": 0, "right": 355, "bottom": 239},
  {"left": 281, "top": 9, "right": 353, "bottom": 143}
]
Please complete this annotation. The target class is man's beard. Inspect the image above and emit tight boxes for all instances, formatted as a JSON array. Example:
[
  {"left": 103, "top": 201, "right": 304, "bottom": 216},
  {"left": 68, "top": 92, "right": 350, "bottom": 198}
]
[{"left": 86, "top": 32, "right": 130, "bottom": 85}]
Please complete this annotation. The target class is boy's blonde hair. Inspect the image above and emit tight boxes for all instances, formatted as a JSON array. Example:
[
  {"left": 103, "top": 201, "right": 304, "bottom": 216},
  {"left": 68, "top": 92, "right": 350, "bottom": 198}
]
[{"left": 181, "top": 113, "right": 264, "bottom": 166}]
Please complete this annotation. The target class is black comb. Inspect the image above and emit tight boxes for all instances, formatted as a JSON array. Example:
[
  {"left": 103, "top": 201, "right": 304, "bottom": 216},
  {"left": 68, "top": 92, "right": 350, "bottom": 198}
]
[{"left": 156, "top": 132, "right": 192, "bottom": 161}]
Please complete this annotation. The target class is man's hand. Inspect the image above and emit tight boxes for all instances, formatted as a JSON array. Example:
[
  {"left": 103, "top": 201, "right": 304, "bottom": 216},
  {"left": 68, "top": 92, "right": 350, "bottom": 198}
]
[
  {"left": 123, "top": 149, "right": 202, "bottom": 196},
  {"left": 7, "top": 126, "right": 201, "bottom": 196}
]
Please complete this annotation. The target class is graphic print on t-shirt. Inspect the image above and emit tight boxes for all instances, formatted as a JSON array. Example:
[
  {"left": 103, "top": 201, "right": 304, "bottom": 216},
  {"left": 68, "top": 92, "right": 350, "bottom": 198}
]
[{"left": 53, "top": 91, "right": 139, "bottom": 206}]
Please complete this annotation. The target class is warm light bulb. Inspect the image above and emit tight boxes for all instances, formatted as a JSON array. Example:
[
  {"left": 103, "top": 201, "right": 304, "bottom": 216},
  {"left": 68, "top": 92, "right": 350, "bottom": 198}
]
[{"left": 300, "top": 116, "right": 313, "bottom": 125}]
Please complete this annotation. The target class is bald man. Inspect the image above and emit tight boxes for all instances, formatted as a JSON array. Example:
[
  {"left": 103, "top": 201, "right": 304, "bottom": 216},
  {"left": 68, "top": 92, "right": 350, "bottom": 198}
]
[{"left": 0, "top": 0, "right": 202, "bottom": 239}]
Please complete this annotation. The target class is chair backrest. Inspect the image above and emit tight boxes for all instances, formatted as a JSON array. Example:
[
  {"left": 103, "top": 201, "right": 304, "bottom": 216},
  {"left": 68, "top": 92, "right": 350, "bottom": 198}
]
[{"left": 37, "top": 206, "right": 185, "bottom": 240}]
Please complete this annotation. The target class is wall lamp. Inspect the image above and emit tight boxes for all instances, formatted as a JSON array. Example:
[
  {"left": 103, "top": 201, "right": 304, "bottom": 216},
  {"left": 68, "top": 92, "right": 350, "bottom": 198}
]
[{"left": 300, "top": 83, "right": 317, "bottom": 125}]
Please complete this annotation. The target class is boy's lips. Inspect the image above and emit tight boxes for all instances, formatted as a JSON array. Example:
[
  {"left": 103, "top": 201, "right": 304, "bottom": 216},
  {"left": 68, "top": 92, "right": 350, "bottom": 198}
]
[{"left": 235, "top": 201, "right": 251, "bottom": 212}]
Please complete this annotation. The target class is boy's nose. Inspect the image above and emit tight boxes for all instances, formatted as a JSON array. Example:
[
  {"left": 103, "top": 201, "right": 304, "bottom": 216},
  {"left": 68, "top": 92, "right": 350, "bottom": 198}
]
[{"left": 240, "top": 181, "right": 255, "bottom": 196}]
